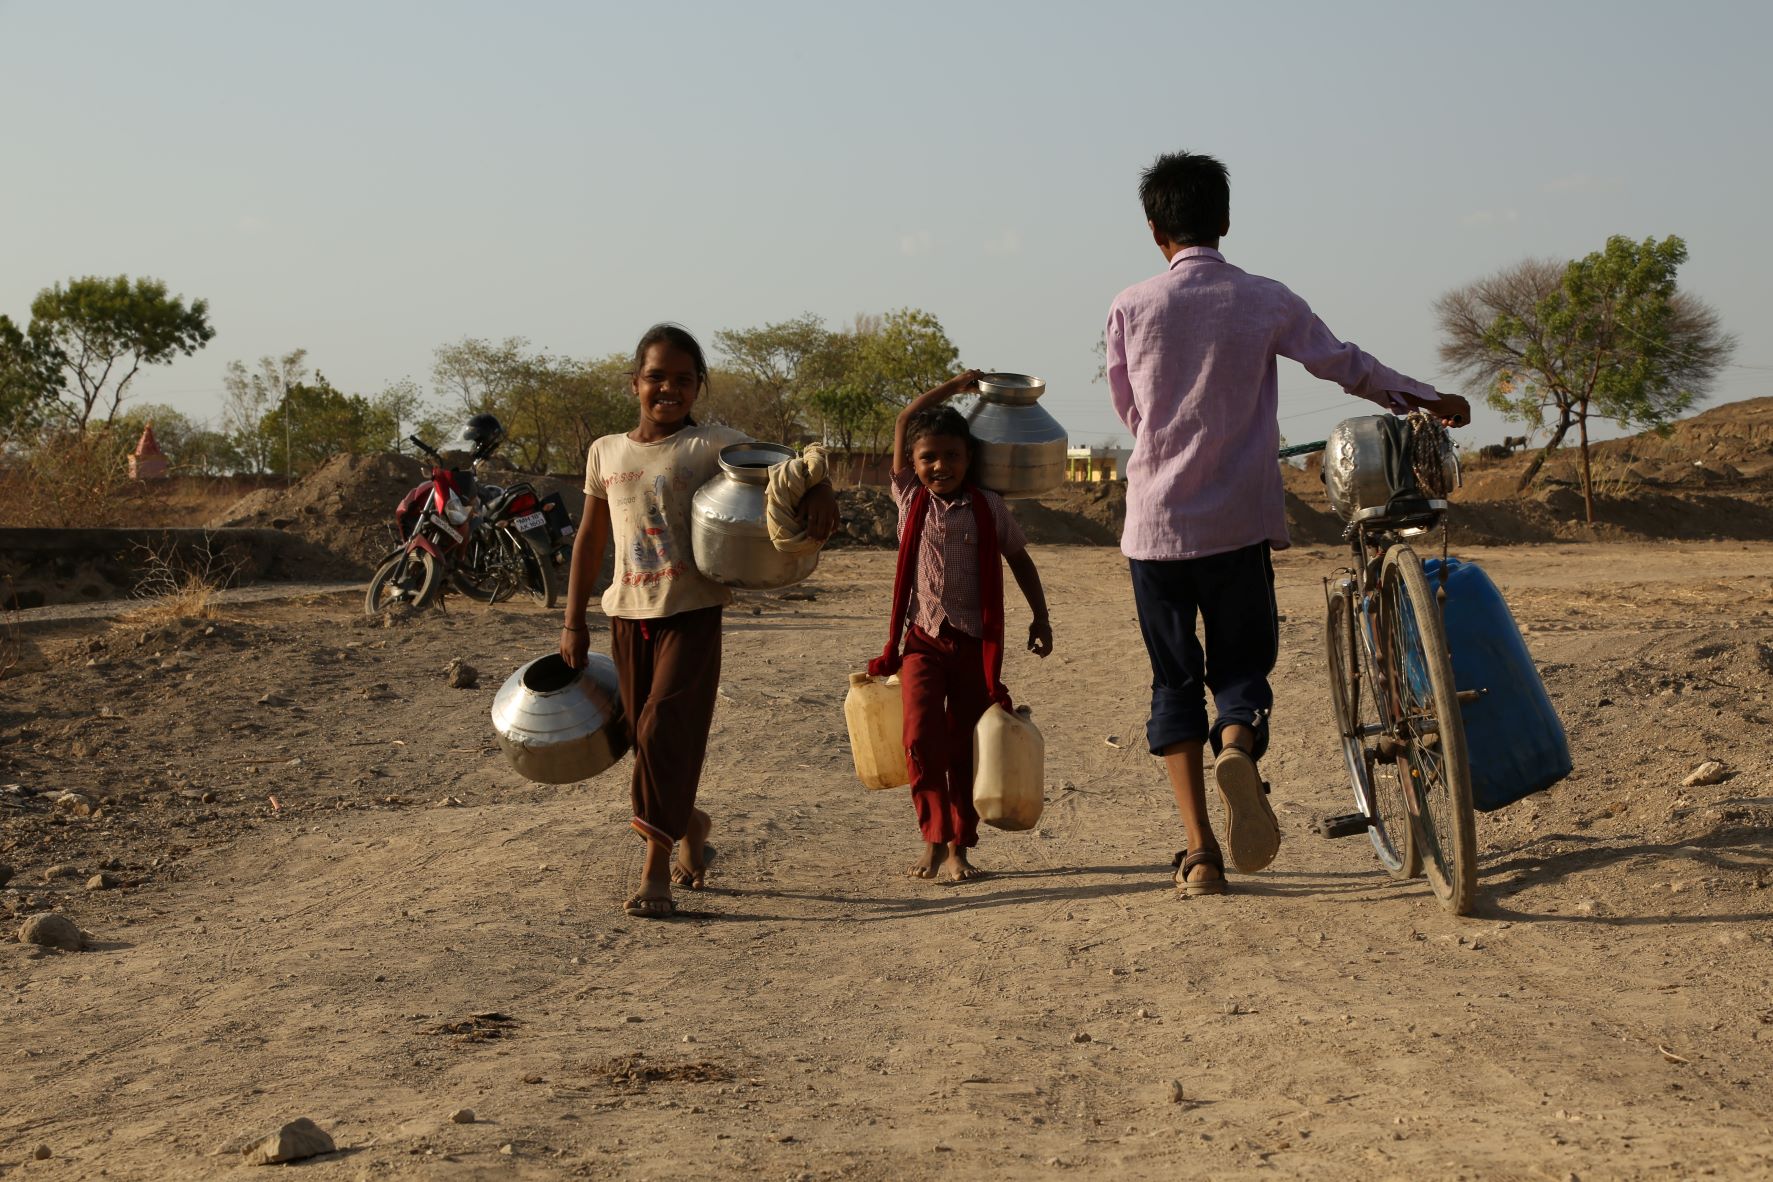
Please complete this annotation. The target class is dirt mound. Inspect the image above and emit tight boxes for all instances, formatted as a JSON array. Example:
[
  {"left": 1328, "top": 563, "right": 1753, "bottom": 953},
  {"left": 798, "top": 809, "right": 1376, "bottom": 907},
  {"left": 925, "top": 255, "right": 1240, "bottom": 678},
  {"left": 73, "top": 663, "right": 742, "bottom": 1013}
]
[
  {"left": 1281, "top": 398, "right": 1773, "bottom": 546},
  {"left": 211, "top": 453, "right": 426, "bottom": 572},
  {"left": 835, "top": 481, "right": 1355, "bottom": 549},
  {"left": 831, "top": 484, "right": 1121, "bottom": 548},
  {"left": 210, "top": 454, "right": 589, "bottom": 574}
]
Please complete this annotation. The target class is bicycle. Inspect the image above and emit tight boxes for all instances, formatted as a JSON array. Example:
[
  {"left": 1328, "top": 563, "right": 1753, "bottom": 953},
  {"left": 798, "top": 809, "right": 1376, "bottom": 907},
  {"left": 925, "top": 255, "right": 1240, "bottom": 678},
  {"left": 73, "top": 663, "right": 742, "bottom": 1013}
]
[{"left": 1298, "top": 417, "right": 1480, "bottom": 915}]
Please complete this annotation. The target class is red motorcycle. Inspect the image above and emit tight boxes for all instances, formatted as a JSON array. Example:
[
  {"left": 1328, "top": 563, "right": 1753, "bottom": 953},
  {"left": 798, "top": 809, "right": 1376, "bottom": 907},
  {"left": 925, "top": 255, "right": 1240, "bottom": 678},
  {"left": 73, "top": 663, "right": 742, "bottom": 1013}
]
[
  {"left": 454, "top": 478, "right": 562, "bottom": 608},
  {"left": 364, "top": 419, "right": 503, "bottom": 615}
]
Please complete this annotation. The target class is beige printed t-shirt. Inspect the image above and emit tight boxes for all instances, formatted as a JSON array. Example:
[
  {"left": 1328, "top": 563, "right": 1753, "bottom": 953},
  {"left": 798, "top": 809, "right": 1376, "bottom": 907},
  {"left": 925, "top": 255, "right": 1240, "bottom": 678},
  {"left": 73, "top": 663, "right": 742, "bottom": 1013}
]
[{"left": 585, "top": 424, "right": 748, "bottom": 620}]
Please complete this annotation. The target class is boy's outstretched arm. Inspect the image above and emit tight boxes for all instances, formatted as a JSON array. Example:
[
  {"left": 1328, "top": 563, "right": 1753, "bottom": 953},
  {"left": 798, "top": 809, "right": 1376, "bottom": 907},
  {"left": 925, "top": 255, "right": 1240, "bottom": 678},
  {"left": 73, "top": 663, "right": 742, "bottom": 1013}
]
[
  {"left": 891, "top": 368, "right": 983, "bottom": 474},
  {"left": 1277, "top": 301, "right": 1471, "bottom": 427},
  {"left": 1005, "top": 549, "right": 1053, "bottom": 657}
]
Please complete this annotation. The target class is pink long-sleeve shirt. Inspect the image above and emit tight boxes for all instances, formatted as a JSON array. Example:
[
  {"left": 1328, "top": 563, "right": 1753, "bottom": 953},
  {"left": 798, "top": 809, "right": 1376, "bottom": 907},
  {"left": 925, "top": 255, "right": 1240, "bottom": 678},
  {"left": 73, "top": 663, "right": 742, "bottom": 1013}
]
[{"left": 1105, "top": 246, "right": 1442, "bottom": 561}]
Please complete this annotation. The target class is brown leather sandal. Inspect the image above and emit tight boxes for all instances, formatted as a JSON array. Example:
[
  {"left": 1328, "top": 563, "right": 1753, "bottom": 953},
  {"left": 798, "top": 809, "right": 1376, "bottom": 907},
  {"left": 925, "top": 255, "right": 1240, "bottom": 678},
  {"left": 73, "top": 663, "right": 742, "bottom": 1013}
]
[{"left": 1171, "top": 848, "right": 1228, "bottom": 897}]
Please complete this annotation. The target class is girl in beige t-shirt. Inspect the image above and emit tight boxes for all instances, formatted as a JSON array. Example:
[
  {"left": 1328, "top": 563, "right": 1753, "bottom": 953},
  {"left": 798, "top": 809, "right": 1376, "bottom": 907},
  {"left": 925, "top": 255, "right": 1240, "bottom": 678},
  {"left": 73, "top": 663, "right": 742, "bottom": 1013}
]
[{"left": 558, "top": 324, "right": 838, "bottom": 918}]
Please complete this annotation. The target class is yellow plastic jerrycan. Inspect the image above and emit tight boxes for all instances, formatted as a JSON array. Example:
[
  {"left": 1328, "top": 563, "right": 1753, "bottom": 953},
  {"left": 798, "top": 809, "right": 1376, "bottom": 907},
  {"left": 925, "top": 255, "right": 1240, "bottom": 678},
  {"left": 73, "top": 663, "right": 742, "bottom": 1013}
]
[
  {"left": 973, "top": 703, "right": 1044, "bottom": 831},
  {"left": 844, "top": 672, "right": 908, "bottom": 790}
]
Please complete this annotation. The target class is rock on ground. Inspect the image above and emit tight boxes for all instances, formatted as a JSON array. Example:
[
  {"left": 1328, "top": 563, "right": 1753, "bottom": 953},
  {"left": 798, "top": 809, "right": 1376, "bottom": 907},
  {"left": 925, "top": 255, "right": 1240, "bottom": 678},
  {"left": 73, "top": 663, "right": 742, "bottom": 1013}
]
[
  {"left": 241, "top": 1117, "right": 335, "bottom": 1165},
  {"left": 1682, "top": 761, "right": 1728, "bottom": 787},
  {"left": 54, "top": 792, "right": 95, "bottom": 817},
  {"left": 18, "top": 913, "right": 86, "bottom": 951},
  {"left": 446, "top": 658, "right": 479, "bottom": 689}
]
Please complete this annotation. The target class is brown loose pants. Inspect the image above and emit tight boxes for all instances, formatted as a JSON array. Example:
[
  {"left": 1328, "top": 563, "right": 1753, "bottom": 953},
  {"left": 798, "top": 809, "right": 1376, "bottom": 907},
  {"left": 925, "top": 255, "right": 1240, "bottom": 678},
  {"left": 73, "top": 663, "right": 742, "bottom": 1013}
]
[{"left": 609, "top": 606, "right": 723, "bottom": 844}]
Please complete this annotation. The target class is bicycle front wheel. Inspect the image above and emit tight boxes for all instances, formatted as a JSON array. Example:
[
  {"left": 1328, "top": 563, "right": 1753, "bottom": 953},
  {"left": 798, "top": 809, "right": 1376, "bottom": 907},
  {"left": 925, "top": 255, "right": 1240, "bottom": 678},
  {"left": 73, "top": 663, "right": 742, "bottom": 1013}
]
[
  {"left": 1380, "top": 546, "right": 1478, "bottom": 914},
  {"left": 1325, "top": 588, "right": 1418, "bottom": 878}
]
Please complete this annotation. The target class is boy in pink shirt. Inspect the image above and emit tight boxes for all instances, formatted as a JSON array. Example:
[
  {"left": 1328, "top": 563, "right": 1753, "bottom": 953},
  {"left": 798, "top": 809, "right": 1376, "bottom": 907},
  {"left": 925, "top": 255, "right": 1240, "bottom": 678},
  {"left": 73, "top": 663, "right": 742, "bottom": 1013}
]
[{"left": 1104, "top": 151, "right": 1469, "bottom": 896}]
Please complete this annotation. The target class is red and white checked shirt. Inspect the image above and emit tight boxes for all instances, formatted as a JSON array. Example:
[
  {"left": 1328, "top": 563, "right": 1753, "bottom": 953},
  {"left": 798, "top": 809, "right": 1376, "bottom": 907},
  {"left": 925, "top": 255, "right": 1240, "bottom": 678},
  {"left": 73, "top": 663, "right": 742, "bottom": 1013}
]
[{"left": 890, "top": 469, "right": 1027, "bottom": 640}]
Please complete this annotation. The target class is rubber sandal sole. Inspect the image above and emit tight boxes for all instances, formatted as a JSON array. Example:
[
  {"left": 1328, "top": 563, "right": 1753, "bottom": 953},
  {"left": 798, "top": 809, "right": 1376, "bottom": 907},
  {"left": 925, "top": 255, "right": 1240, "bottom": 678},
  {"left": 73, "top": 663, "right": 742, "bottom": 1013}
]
[
  {"left": 622, "top": 896, "right": 676, "bottom": 919},
  {"left": 1215, "top": 749, "right": 1281, "bottom": 874}
]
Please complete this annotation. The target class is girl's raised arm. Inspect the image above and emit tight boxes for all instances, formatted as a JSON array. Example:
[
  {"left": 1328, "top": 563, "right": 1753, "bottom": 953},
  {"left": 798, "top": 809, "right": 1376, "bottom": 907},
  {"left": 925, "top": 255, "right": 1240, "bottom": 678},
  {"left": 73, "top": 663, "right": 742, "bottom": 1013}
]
[{"left": 891, "top": 369, "right": 984, "bottom": 474}]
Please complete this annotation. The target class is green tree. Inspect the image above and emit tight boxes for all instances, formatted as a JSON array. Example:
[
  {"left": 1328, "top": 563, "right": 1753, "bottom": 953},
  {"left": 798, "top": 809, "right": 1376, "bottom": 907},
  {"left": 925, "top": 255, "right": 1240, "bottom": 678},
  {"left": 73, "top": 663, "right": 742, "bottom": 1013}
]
[
  {"left": 431, "top": 336, "right": 612, "bottom": 471},
  {"left": 1436, "top": 235, "right": 1735, "bottom": 521},
  {"left": 369, "top": 378, "right": 437, "bottom": 454},
  {"left": 543, "top": 353, "right": 640, "bottom": 473},
  {"left": 222, "top": 349, "right": 309, "bottom": 473},
  {"left": 713, "top": 309, "right": 958, "bottom": 452},
  {"left": 258, "top": 373, "right": 396, "bottom": 476},
  {"left": 27, "top": 275, "right": 215, "bottom": 428},
  {"left": 0, "top": 315, "right": 61, "bottom": 443},
  {"left": 810, "top": 309, "right": 959, "bottom": 455},
  {"left": 709, "top": 315, "right": 833, "bottom": 443}
]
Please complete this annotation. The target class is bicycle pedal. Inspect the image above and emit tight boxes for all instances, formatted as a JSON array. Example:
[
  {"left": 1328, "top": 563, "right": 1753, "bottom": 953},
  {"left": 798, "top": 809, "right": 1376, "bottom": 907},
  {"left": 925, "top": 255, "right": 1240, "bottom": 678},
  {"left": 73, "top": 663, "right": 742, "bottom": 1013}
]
[{"left": 1319, "top": 812, "right": 1373, "bottom": 839}]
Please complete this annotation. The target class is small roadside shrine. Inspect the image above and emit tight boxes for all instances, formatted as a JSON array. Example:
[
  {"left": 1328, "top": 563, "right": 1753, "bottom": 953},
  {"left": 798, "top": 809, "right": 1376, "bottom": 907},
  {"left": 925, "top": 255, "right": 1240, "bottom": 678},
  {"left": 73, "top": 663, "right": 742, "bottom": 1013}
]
[{"left": 130, "top": 422, "right": 168, "bottom": 480}]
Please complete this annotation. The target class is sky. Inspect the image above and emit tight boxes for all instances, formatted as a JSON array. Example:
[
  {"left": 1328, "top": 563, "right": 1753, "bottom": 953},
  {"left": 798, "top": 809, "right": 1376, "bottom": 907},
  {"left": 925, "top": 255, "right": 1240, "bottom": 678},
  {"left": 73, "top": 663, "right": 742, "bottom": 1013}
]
[{"left": 3, "top": 0, "right": 1769, "bottom": 454}]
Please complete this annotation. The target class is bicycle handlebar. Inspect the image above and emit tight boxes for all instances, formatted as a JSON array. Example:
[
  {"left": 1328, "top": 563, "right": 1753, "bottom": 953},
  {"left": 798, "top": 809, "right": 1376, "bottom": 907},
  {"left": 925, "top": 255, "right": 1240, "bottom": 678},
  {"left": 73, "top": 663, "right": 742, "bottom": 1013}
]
[{"left": 1279, "top": 440, "right": 1327, "bottom": 459}]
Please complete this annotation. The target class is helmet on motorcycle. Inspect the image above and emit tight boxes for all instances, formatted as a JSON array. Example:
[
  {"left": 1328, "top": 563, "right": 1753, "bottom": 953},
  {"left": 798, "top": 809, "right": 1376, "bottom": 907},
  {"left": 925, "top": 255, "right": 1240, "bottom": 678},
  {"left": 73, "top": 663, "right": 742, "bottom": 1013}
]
[{"left": 454, "top": 413, "right": 505, "bottom": 461}]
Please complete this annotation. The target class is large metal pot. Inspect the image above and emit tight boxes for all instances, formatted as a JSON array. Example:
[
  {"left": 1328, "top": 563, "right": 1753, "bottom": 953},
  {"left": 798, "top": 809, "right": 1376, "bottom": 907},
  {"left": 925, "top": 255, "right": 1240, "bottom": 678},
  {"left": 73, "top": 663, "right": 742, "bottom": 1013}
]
[
  {"left": 491, "top": 652, "right": 628, "bottom": 784},
  {"left": 691, "top": 442, "right": 820, "bottom": 590},
  {"left": 964, "top": 373, "right": 1067, "bottom": 498},
  {"left": 1324, "top": 416, "right": 1455, "bottom": 525}
]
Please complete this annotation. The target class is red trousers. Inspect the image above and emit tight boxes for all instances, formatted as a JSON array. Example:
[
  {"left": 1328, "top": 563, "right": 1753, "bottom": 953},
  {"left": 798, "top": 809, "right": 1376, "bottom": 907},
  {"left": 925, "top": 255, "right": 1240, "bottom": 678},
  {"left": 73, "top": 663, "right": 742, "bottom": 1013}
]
[
  {"left": 899, "top": 623, "right": 992, "bottom": 848},
  {"left": 610, "top": 606, "right": 723, "bottom": 844}
]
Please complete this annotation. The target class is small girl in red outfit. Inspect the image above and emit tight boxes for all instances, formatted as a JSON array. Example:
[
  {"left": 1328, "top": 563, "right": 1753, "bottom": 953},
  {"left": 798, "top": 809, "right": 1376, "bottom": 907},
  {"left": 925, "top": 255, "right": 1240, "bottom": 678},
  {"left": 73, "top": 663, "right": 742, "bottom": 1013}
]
[{"left": 869, "top": 370, "right": 1053, "bottom": 882}]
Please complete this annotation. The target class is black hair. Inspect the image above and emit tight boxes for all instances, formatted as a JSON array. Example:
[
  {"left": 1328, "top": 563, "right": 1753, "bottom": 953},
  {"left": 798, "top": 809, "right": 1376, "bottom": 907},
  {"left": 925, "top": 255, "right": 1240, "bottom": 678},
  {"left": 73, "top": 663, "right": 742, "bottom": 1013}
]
[
  {"left": 1139, "top": 151, "right": 1230, "bottom": 247},
  {"left": 904, "top": 405, "right": 978, "bottom": 466},
  {"left": 631, "top": 322, "right": 708, "bottom": 424},
  {"left": 632, "top": 322, "right": 709, "bottom": 387}
]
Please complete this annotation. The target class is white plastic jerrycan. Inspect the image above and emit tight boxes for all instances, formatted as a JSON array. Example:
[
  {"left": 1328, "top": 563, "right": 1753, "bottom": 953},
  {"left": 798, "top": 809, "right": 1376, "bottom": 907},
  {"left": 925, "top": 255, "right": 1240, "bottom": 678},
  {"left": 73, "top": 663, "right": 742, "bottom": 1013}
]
[
  {"left": 973, "top": 703, "right": 1044, "bottom": 830},
  {"left": 844, "top": 672, "right": 908, "bottom": 790}
]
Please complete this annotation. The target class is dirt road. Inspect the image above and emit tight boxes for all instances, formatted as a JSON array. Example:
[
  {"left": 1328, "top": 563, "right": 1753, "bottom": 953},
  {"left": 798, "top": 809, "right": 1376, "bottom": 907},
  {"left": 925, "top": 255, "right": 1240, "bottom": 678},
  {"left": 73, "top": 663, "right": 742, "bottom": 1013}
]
[{"left": 3, "top": 543, "right": 1771, "bottom": 1180}]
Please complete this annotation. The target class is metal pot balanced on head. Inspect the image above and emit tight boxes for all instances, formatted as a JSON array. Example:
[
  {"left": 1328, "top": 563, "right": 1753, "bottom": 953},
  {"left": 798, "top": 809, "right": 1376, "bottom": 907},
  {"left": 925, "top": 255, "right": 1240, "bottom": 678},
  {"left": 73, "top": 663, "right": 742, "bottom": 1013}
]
[
  {"left": 691, "top": 442, "right": 821, "bottom": 590},
  {"left": 964, "top": 373, "right": 1067, "bottom": 498}
]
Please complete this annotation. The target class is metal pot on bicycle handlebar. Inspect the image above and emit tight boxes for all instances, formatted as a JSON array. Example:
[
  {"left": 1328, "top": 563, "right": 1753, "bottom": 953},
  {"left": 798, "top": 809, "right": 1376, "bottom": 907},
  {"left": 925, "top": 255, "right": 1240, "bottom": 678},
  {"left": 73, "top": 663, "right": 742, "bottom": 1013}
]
[{"left": 1324, "top": 416, "right": 1455, "bottom": 526}]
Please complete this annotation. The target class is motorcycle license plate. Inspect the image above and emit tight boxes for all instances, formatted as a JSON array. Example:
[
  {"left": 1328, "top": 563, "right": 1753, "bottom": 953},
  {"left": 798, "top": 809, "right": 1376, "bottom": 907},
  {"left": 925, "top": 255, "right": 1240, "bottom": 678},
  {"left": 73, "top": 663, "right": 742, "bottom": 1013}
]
[
  {"left": 559, "top": 523, "right": 575, "bottom": 537},
  {"left": 514, "top": 511, "right": 546, "bottom": 532}
]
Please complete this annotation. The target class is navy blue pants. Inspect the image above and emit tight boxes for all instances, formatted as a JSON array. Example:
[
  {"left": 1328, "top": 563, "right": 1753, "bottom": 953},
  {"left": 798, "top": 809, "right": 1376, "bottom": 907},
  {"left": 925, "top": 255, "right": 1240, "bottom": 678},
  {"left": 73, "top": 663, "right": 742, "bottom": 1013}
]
[{"left": 1129, "top": 543, "right": 1277, "bottom": 760}]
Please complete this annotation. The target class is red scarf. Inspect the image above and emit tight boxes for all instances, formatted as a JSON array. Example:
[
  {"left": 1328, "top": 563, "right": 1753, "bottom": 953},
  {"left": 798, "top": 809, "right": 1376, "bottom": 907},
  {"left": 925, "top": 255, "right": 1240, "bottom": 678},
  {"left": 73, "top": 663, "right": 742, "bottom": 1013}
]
[{"left": 868, "top": 482, "right": 1012, "bottom": 709}]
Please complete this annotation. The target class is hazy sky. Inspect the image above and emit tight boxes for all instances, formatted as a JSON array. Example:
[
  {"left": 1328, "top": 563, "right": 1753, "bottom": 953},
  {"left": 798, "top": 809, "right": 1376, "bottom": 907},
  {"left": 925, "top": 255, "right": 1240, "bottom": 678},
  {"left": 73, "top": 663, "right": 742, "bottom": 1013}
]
[{"left": 3, "top": 0, "right": 1768, "bottom": 453}]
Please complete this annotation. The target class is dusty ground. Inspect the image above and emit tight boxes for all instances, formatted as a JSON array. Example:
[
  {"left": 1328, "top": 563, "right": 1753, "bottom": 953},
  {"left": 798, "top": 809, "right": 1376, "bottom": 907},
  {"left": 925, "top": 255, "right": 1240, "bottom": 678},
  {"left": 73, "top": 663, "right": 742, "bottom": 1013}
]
[{"left": 3, "top": 542, "right": 1771, "bottom": 1180}]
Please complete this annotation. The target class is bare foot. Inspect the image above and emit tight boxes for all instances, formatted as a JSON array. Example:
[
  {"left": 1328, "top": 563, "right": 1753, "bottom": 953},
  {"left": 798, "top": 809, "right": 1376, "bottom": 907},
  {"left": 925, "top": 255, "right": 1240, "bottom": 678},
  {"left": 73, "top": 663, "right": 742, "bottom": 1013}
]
[
  {"left": 942, "top": 844, "right": 985, "bottom": 882},
  {"left": 905, "top": 841, "right": 947, "bottom": 879},
  {"left": 672, "top": 809, "right": 713, "bottom": 889}
]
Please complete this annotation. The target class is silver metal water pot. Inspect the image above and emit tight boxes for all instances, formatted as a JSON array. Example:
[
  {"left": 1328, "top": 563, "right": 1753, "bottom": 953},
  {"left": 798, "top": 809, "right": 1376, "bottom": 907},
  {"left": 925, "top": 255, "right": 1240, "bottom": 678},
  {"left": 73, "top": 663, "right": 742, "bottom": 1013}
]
[
  {"left": 491, "top": 652, "right": 628, "bottom": 784},
  {"left": 964, "top": 373, "right": 1067, "bottom": 498},
  {"left": 691, "top": 442, "right": 820, "bottom": 590},
  {"left": 1324, "top": 416, "right": 1456, "bottom": 525}
]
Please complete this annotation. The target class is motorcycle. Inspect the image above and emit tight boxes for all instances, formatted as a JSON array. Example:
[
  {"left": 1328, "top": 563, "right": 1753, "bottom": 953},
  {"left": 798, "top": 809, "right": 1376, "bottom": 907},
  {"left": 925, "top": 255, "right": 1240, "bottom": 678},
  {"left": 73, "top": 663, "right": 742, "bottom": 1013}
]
[
  {"left": 454, "top": 478, "right": 564, "bottom": 608},
  {"left": 364, "top": 433, "right": 483, "bottom": 615}
]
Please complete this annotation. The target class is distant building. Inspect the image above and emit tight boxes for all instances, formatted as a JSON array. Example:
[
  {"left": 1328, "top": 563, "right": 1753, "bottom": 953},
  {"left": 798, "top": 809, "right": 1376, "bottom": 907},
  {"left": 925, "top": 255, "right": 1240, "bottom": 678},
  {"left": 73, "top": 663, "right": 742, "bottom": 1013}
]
[
  {"left": 1066, "top": 445, "right": 1129, "bottom": 482},
  {"left": 130, "top": 422, "right": 169, "bottom": 480}
]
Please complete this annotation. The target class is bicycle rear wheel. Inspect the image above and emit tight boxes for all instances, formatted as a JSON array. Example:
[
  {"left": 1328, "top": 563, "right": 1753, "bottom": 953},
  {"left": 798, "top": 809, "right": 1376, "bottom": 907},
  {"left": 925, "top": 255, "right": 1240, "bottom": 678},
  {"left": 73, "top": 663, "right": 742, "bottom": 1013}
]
[
  {"left": 1379, "top": 546, "right": 1478, "bottom": 914},
  {"left": 1325, "top": 588, "right": 1419, "bottom": 878}
]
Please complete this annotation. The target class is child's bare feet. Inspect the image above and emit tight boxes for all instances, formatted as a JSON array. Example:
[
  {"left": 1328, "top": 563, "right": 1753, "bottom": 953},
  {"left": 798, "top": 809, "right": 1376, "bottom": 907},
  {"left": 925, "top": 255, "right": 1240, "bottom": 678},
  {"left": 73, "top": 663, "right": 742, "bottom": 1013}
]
[
  {"left": 942, "top": 844, "right": 985, "bottom": 882},
  {"left": 905, "top": 841, "right": 947, "bottom": 879},
  {"left": 671, "top": 809, "right": 713, "bottom": 889}
]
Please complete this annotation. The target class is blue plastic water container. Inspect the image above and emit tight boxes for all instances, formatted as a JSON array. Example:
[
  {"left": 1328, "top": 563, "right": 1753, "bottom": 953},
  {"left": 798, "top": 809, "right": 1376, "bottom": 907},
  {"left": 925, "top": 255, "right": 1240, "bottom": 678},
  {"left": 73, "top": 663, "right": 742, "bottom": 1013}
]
[{"left": 1422, "top": 557, "right": 1573, "bottom": 811}]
